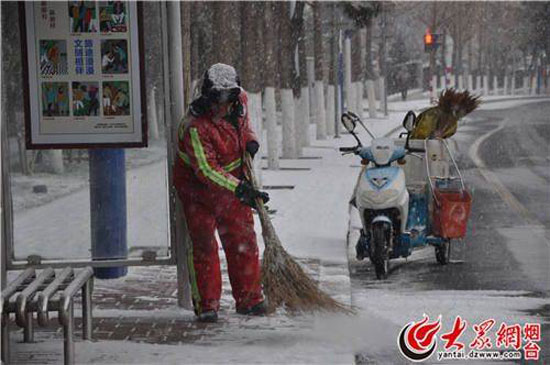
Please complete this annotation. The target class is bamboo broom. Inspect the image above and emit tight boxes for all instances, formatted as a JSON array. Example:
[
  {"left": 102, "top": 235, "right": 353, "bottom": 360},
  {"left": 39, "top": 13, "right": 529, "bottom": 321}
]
[{"left": 244, "top": 155, "right": 353, "bottom": 314}]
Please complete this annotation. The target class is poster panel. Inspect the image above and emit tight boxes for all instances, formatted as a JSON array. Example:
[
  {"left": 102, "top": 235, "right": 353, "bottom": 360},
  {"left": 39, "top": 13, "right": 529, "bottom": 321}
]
[{"left": 21, "top": 1, "right": 147, "bottom": 149}]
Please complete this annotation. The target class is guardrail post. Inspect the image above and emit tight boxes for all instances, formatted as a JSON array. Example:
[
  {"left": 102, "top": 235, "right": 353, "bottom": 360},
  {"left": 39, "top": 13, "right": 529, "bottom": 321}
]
[
  {"left": 81, "top": 279, "right": 93, "bottom": 340},
  {"left": 23, "top": 312, "right": 33, "bottom": 342},
  {"left": 63, "top": 300, "right": 74, "bottom": 365}
]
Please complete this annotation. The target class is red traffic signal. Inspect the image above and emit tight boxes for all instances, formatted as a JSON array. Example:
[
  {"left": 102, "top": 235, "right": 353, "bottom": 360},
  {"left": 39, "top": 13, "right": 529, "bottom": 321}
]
[
  {"left": 424, "top": 29, "right": 439, "bottom": 52},
  {"left": 424, "top": 31, "right": 433, "bottom": 46}
]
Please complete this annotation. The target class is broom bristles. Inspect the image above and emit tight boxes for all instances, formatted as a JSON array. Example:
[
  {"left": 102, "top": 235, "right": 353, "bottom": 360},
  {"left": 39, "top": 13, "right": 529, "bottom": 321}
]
[{"left": 245, "top": 156, "right": 354, "bottom": 315}]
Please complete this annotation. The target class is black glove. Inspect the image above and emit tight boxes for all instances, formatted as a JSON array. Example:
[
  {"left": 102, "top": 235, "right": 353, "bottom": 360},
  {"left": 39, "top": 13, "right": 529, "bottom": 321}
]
[
  {"left": 235, "top": 180, "right": 270, "bottom": 209},
  {"left": 246, "top": 141, "right": 260, "bottom": 159}
]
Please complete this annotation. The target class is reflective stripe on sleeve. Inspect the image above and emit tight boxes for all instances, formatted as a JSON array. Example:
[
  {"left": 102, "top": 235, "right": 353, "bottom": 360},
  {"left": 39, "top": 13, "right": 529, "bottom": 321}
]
[
  {"left": 178, "top": 150, "right": 241, "bottom": 173},
  {"left": 178, "top": 149, "right": 191, "bottom": 165},
  {"left": 189, "top": 127, "right": 238, "bottom": 192},
  {"left": 222, "top": 158, "right": 242, "bottom": 172}
]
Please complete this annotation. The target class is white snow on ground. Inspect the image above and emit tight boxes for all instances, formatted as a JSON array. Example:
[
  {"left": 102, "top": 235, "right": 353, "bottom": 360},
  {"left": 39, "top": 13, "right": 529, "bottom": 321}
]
[
  {"left": 13, "top": 160, "right": 171, "bottom": 259},
  {"left": 352, "top": 289, "right": 547, "bottom": 362},
  {"left": 14, "top": 326, "right": 356, "bottom": 364},
  {"left": 5, "top": 96, "right": 549, "bottom": 364}
]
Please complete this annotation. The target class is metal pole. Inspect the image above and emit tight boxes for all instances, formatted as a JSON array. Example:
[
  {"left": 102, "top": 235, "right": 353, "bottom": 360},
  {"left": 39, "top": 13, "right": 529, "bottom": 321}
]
[
  {"left": 81, "top": 279, "right": 93, "bottom": 340},
  {"left": 63, "top": 301, "right": 74, "bottom": 365},
  {"left": 1, "top": 75, "right": 14, "bottom": 280},
  {"left": 338, "top": 30, "right": 344, "bottom": 137},
  {"left": 89, "top": 149, "right": 127, "bottom": 279},
  {"left": 429, "top": 3, "right": 437, "bottom": 103},
  {"left": 335, "top": 58, "right": 341, "bottom": 138},
  {"left": 166, "top": 1, "right": 191, "bottom": 309}
]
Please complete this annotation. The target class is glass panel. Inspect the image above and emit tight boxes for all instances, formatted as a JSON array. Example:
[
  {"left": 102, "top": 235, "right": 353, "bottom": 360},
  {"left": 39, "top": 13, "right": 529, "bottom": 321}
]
[{"left": 3, "top": 2, "right": 171, "bottom": 262}]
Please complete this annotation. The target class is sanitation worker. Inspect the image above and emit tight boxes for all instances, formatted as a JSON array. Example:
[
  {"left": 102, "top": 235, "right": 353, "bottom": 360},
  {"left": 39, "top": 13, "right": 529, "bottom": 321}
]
[{"left": 174, "top": 63, "right": 269, "bottom": 322}]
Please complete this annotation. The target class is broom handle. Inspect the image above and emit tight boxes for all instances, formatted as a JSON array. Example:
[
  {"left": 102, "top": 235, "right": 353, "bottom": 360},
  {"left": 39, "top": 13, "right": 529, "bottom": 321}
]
[{"left": 244, "top": 154, "right": 272, "bottom": 230}]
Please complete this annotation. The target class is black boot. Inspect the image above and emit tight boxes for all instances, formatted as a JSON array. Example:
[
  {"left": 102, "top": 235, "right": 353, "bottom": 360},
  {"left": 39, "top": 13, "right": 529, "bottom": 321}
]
[
  {"left": 237, "top": 301, "right": 267, "bottom": 316},
  {"left": 197, "top": 310, "right": 218, "bottom": 323}
]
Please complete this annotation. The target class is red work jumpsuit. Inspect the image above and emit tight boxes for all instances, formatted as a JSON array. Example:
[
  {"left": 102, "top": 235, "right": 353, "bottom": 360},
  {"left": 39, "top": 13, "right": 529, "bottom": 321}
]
[{"left": 173, "top": 91, "right": 264, "bottom": 314}]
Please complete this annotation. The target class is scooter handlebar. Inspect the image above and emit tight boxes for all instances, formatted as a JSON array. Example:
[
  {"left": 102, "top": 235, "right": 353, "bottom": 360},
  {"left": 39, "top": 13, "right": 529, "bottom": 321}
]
[
  {"left": 407, "top": 147, "right": 426, "bottom": 153},
  {"left": 339, "top": 146, "right": 359, "bottom": 153}
]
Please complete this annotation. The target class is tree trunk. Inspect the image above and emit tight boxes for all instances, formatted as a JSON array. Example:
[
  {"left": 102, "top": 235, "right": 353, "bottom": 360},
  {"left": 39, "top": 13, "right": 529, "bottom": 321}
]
[
  {"left": 365, "top": 18, "right": 377, "bottom": 118},
  {"left": 277, "top": 2, "right": 297, "bottom": 158},
  {"left": 45, "top": 150, "right": 64, "bottom": 174},
  {"left": 351, "top": 30, "right": 362, "bottom": 118},
  {"left": 344, "top": 35, "right": 353, "bottom": 113},
  {"left": 327, "top": 4, "right": 337, "bottom": 136},
  {"left": 313, "top": 3, "right": 326, "bottom": 139},
  {"left": 197, "top": 2, "right": 213, "bottom": 73},
  {"left": 296, "top": 3, "right": 310, "bottom": 148},
  {"left": 181, "top": 2, "right": 192, "bottom": 110},
  {"left": 190, "top": 2, "right": 200, "bottom": 84},
  {"left": 212, "top": 2, "right": 238, "bottom": 66},
  {"left": 240, "top": 2, "right": 263, "bottom": 182},
  {"left": 263, "top": 2, "right": 279, "bottom": 169},
  {"left": 240, "top": 3, "right": 256, "bottom": 91}
]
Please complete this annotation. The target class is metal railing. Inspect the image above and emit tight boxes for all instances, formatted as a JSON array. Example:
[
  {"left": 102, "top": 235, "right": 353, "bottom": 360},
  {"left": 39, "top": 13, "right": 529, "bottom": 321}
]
[{"left": 1, "top": 267, "right": 94, "bottom": 365}]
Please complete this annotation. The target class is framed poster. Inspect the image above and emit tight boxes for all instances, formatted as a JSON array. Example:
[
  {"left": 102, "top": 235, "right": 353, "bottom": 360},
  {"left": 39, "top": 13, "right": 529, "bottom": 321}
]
[{"left": 20, "top": 1, "right": 147, "bottom": 149}]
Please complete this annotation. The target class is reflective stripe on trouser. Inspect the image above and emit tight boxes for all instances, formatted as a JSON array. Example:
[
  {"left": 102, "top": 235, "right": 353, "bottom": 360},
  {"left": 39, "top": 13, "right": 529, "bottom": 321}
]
[
  {"left": 186, "top": 239, "right": 202, "bottom": 315},
  {"left": 180, "top": 194, "right": 263, "bottom": 313}
]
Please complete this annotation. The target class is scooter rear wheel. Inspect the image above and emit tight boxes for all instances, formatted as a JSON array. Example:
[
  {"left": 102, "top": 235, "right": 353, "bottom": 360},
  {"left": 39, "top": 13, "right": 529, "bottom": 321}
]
[{"left": 435, "top": 240, "right": 451, "bottom": 265}]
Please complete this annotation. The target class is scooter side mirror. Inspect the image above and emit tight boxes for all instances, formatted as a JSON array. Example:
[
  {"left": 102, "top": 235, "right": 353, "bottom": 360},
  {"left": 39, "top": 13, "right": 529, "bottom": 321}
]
[
  {"left": 341, "top": 113, "right": 357, "bottom": 133},
  {"left": 402, "top": 111, "right": 416, "bottom": 132}
]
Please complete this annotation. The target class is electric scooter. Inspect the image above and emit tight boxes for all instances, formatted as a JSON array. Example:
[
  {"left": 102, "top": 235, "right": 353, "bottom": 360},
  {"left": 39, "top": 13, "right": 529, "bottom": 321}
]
[{"left": 340, "top": 111, "right": 471, "bottom": 279}]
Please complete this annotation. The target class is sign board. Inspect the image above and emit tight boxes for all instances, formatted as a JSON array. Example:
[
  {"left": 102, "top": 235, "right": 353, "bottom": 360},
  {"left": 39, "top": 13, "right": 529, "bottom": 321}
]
[{"left": 20, "top": 1, "right": 147, "bottom": 149}]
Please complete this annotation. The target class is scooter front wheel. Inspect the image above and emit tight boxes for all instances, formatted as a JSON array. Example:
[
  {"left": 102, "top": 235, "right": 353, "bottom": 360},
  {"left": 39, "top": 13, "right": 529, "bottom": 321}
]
[{"left": 372, "top": 222, "right": 391, "bottom": 279}]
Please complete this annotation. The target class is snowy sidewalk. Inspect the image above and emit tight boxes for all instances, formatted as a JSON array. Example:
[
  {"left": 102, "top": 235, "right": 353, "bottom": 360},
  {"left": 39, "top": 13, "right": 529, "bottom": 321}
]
[
  {"left": 8, "top": 95, "right": 547, "bottom": 364},
  {"left": 7, "top": 106, "right": 408, "bottom": 364}
]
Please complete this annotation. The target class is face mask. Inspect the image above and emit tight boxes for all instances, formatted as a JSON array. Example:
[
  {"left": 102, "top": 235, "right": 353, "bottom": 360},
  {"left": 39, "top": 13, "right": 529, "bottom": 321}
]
[{"left": 209, "top": 87, "right": 241, "bottom": 104}]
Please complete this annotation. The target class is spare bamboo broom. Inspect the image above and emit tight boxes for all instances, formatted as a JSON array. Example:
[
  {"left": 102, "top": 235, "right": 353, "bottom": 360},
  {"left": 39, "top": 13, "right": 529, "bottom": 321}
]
[{"left": 244, "top": 155, "right": 353, "bottom": 314}]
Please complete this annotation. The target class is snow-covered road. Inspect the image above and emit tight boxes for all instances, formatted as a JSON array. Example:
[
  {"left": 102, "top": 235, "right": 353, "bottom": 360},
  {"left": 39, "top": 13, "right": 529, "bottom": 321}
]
[{"left": 350, "top": 99, "right": 550, "bottom": 363}]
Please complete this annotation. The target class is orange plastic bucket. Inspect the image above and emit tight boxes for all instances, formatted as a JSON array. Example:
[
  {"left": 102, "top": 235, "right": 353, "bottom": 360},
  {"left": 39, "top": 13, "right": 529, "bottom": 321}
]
[{"left": 432, "top": 189, "right": 472, "bottom": 239}]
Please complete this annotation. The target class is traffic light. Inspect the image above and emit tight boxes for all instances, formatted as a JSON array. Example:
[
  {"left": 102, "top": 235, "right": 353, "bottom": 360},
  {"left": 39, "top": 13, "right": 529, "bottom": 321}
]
[
  {"left": 424, "top": 29, "right": 434, "bottom": 52},
  {"left": 424, "top": 29, "right": 441, "bottom": 52}
]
